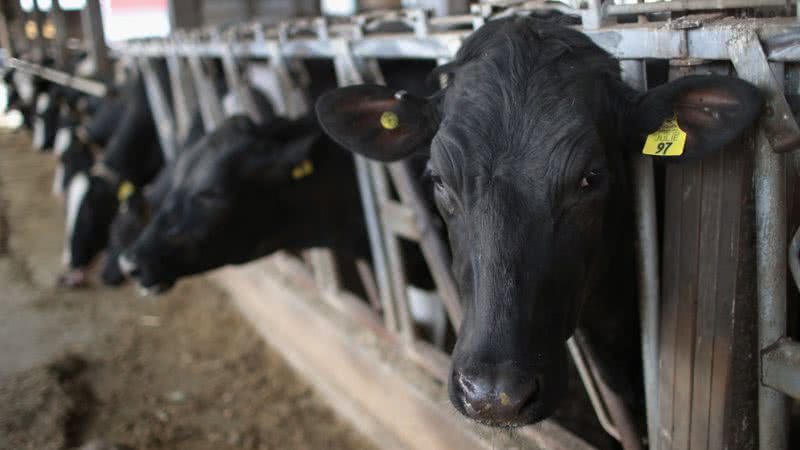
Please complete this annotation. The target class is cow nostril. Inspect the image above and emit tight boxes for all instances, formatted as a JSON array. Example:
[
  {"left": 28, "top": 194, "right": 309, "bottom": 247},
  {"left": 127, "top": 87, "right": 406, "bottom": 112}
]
[{"left": 453, "top": 370, "right": 543, "bottom": 425}]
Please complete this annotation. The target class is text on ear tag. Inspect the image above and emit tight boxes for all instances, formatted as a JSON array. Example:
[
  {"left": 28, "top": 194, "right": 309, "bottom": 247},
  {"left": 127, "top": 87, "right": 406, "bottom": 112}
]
[
  {"left": 380, "top": 111, "right": 399, "bottom": 130},
  {"left": 642, "top": 115, "right": 686, "bottom": 156},
  {"left": 291, "top": 160, "right": 314, "bottom": 180},
  {"left": 117, "top": 180, "right": 135, "bottom": 202}
]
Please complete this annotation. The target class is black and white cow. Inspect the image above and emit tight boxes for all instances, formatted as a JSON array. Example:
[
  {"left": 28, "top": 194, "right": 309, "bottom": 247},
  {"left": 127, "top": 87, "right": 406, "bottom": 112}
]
[
  {"left": 316, "top": 16, "right": 762, "bottom": 426},
  {"left": 52, "top": 89, "right": 128, "bottom": 196},
  {"left": 60, "top": 73, "right": 164, "bottom": 287}
]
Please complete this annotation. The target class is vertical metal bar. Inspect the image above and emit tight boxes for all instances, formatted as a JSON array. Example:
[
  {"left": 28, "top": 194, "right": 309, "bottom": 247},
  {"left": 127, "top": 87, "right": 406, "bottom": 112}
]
[
  {"left": 165, "top": 50, "right": 196, "bottom": 143},
  {"left": 332, "top": 39, "right": 400, "bottom": 333},
  {"left": 138, "top": 57, "right": 177, "bottom": 161},
  {"left": 730, "top": 33, "right": 790, "bottom": 450},
  {"left": 81, "top": 0, "right": 110, "bottom": 75},
  {"left": 354, "top": 155, "right": 399, "bottom": 332},
  {"left": 754, "top": 60, "right": 789, "bottom": 450},
  {"left": 219, "top": 36, "right": 263, "bottom": 124},
  {"left": 387, "top": 162, "right": 463, "bottom": 329},
  {"left": 370, "top": 163, "right": 414, "bottom": 340},
  {"left": 620, "top": 59, "right": 659, "bottom": 449},
  {"left": 186, "top": 54, "right": 224, "bottom": 132}
]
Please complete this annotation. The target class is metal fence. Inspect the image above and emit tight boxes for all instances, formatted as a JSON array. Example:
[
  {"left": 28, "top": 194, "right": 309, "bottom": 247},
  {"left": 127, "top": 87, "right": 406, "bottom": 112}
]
[{"left": 3, "top": 1, "right": 800, "bottom": 449}]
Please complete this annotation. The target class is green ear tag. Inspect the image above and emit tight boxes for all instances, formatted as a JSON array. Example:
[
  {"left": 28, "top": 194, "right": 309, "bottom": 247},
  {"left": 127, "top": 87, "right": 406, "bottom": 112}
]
[
  {"left": 380, "top": 111, "right": 399, "bottom": 130},
  {"left": 117, "top": 181, "right": 135, "bottom": 202},
  {"left": 642, "top": 115, "right": 686, "bottom": 156}
]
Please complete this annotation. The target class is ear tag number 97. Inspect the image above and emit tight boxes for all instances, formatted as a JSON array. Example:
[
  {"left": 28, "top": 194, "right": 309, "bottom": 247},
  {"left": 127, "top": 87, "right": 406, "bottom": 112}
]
[{"left": 642, "top": 115, "right": 687, "bottom": 157}]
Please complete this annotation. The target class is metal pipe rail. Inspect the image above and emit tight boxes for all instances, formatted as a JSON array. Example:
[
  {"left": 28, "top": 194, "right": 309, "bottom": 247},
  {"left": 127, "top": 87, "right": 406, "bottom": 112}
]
[
  {"left": 114, "top": 17, "right": 800, "bottom": 62},
  {"left": 5, "top": 58, "right": 108, "bottom": 97}
]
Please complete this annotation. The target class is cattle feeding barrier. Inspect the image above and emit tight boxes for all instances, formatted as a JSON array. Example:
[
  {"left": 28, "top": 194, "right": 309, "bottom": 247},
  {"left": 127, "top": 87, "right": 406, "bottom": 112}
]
[{"left": 2, "top": 1, "right": 800, "bottom": 449}]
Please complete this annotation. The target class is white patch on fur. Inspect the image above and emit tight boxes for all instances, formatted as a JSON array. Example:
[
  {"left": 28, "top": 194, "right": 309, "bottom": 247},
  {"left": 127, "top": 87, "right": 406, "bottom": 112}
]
[
  {"left": 54, "top": 127, "right": 72, "bottom": 156},
  {"left": 32, "top": 118, "right": 46, "bottom": 150},
  {"left": 36, "top": 93, "right": 51, "bottom": 114},
  {"left": 64, "top": 173, "right": 90, "bottom": 265},
  {"left": 52, "top": 164, "right": 65, "bottom": 195},
  {"left": 14, "top": 72, "right": 34, "bottom": 104}
]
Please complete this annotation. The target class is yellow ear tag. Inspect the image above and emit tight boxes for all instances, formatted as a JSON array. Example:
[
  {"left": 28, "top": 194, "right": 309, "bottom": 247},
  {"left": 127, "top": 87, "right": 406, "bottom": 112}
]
[
  {"left": 380, "top": 111, "right": 399, "bottom": 130},
  {"left": 117, "top": 181, "right": 135, "bottom": 202},
  {"left": 291, "top": 160, "right": 314, "bottom": 180},
  {"left": 642, "top": 115, "right": 687, "bottom": 157}
]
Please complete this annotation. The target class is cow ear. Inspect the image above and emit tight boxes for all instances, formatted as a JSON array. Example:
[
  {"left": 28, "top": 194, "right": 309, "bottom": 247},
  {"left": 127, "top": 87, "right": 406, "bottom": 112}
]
[
  {"left": 243, "top": 133, "right": 318, "bottom": 181},
  {"left": 628, "top": 75, "right": 762, "bottom": 161},
  {"left": 315, "top": 84, "right": 438, "bottom": 162}
]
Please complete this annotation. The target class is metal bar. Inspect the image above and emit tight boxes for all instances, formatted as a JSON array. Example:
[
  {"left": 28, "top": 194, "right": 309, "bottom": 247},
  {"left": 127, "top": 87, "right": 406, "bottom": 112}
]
[
  {"left": 165, "top": 51, "right": 196, "bottom": 143},
  {"left": 727, "top": 31, "right": 800, "bottom": 153},
  {"left": 186, "top": 54, "right": 224, "bottom": 131},
  {"left": 81, "top": 0, "right": 110, "bottom": 75},
  {"left": 113, "top": 18, "right": 800, "bottom": 61},
  {"left": 762, "top": 338, "right": 800, "bottom": 400},
  {"left": 370, "top": 163, "right": 414, "bottom": 341},
  {"left": 138, "top": 57, "right": 177, "bottom": 162},
  {"left": 387, "top": 162, "right": 463, "bottom": 329},
  {"left": 6, "top": 58, "right": 107, "bottom": 96},
  {"left": 354, "top": 156, "right": 399, "bottom": 333},
  {"left": 755, "top": 96, "right": 790, "bottom": 450},
  {"left": 332, "top": 43, "right": 401, "bottom": 334},
  {"left": 790, "top": 225, "right": 800, "bottom": 293},
  {"left": 219, "top": 35, "right": 264, "bottom": 124},
  {"left": 729, "top": 37, "right": 790, "bottom": 450},
  {"left": 620, "top": 59, "right": 659, "bottom": 450},
  {"left": 566, "top": 337, "right": 620, "bottom": 441},
  {"left": 605, "top": 0, "right": 787, "bottom": 16}
]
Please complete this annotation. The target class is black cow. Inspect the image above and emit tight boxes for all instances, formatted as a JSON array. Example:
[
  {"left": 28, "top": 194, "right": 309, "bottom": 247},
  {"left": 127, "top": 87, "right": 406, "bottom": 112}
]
[
  {"left": 119, "top": 115, "right": 369, "bottom": 294},
  {"left": 100, "top": 108, "right": 206, "bottom": 286},
  {"left": 316, "top": 16, "right": 762, "bottom": 427},
  {"left": 60, "top": 73, "right": 163, "bottom": 287}
]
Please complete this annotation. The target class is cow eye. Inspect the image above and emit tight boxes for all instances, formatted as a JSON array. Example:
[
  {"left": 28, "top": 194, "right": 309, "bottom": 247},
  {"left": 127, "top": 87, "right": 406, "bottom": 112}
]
[{"left": 580, "top": 170, "right": 602, "bottom": 190}]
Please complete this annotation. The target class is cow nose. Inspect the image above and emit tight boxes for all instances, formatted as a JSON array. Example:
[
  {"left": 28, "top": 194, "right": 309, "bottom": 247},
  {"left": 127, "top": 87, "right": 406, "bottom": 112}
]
[
  {"left": 118, "top": 253, "right": 139, "bottom": 277},
  {"left": 452, "top": 370, "right": 541, "bottom": 426}
]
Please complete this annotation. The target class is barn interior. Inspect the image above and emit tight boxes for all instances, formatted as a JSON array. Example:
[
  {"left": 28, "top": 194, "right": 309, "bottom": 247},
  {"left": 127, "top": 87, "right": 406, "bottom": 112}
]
[{"left": 1, "top": 1, "right": 799, "bottom": 450}]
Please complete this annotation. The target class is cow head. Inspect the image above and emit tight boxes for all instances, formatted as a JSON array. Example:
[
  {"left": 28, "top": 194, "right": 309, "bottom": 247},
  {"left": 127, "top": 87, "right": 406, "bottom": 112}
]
[
  {"left": 120, "top": 115, "right": 320, "bottom": 294},
  {"left": 101, "top": 166, "right": 173, "bottom": 286},
  {"left": 316, "top": 17, "right": 762, "bottom": 426}
]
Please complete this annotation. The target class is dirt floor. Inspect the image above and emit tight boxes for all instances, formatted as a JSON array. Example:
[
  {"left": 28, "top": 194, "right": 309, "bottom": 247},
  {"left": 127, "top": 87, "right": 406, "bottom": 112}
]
[{"left": 0, "top": 128, "right": 375, "bottom": 450}]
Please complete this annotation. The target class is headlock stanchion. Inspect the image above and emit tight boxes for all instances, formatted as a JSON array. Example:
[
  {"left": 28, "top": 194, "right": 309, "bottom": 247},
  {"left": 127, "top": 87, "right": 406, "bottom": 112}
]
[{"left": 4, "top": 1, "right": 800, "bottom": 449}]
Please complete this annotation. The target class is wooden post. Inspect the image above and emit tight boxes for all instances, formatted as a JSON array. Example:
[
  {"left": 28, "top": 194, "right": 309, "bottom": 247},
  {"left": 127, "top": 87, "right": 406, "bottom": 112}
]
[
  {"left": 81, "top": 0, "right": 109, "bottom": 75},
  {"left": 656, "top": 63, "right": 759, "bottom": 450}
]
